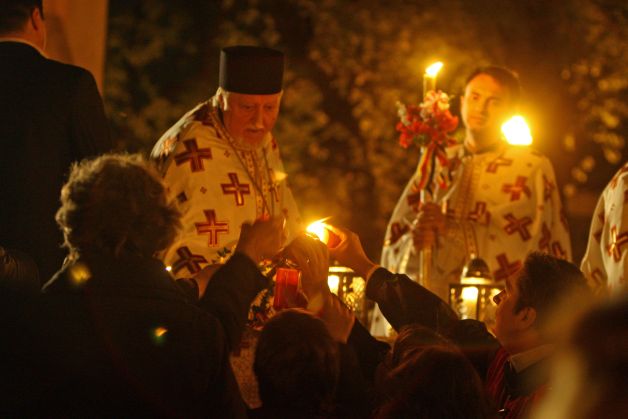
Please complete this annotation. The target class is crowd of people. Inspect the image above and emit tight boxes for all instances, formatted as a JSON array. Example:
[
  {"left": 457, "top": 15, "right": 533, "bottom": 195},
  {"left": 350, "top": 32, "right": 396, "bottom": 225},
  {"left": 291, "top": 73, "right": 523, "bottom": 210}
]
[{"left": 1, "top": 0, "right": 627, "bottom": 418}]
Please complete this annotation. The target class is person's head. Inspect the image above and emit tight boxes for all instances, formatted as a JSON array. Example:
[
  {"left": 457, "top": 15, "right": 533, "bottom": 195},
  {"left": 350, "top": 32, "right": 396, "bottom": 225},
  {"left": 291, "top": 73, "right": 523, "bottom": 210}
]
[
  {"left": 216, "top": 88, "right": 282, "bottom": 147},
  {"left": 56, "top": 154, "right": 181, "bottom": 261},
  {"left": 461, "top": 66, "right": 520, "bottom": 151},
  {"left": 213, "top": 45, "right": 284, "bottom": 147},
  {"left": 533, "top": 296, "right": 628, "bottom": 419},
  {"left": 493, "top": 252, "right": 589, "bottom": 354},
  {"left": 375, "top": 345, "right": 492, "bottom": 419},
  {"left": 0, "top": 0, "right": 46, "bottom": 50},
  {"left": 254, "top": 309, "right": 340, "bottom": 415}
]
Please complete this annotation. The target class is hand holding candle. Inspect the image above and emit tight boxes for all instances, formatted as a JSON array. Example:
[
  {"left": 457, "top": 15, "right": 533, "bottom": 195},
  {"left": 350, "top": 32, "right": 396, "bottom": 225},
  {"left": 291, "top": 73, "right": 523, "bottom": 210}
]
[{"left": 306, "top": 219, "right": 341, "bottom": 248}]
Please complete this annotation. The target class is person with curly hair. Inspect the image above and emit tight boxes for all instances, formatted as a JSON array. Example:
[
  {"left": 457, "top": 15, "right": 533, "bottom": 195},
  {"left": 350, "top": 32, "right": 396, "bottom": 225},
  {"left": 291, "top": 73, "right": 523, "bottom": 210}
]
[{"left": 31, "top": 153, "right": 284, "bottom": 417}]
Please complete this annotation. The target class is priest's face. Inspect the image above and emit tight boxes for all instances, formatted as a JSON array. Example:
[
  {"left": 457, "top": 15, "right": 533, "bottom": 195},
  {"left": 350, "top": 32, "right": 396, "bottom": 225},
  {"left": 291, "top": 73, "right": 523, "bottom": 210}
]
[
  {"left": 223, "top": 92, "right": 282, "bottom": 146},
  {"left": 460, "top": 74, "right": 513, "bottom": 149}
]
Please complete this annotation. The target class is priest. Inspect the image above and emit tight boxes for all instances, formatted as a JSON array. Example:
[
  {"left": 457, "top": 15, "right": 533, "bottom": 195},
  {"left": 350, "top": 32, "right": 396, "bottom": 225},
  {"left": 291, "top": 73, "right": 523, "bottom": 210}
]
[{"left": 152, "top": 45, "right": 301, "bottom": 286}]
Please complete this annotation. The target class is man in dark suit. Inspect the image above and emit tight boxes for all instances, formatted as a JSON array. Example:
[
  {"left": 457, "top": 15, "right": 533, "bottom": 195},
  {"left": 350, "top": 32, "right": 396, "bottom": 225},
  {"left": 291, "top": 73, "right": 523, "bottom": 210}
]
[
  {"left": 291, "top": 228, "right": 590, "bottom": 419},
  {"left": 0, "top": 0, "right": 111, "bottom": 285}
]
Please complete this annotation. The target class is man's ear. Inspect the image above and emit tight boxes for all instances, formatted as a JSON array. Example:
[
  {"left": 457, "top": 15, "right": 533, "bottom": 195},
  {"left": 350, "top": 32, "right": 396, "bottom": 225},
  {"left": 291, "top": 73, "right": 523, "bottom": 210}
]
[{"left": 517, "top": 306, "right": 537, "bottom": 330}]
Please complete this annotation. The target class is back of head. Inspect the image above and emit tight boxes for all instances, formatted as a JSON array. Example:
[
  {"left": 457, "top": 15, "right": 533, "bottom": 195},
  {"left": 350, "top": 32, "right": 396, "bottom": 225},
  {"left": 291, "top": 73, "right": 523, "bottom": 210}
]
[
  {"left": 390, "top": 324, "right": 450, "bottom": 367},
  {"left": 570, "top": 296, "right": 628, "bottom": 418},
  {"left": 376, "top": 345, "right": 492, "bottom": 419},
  {"left": 466, "top": 65, "right": 521, "bottom": 107},
  {"left": 516, "top": 252, "right": 590, "bottom": 329},
  {"left": 254, "top": 309, "right": 340, "bottom": 415},
  {"left": 55, "top": 153, "right": 181, "bottom": 260},
  {"left": 0, "top": 0, "right": 42, "bottom": 35}
]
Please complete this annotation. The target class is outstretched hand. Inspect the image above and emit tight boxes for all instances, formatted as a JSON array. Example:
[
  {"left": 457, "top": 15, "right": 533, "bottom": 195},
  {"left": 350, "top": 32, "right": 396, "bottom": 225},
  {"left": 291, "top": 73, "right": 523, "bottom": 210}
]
[
  {"left": 412, "top": 202, "right": 446, "bottom": 250},
  {"left": 326, "top": 225, "right": 376, "bottom": 278},
  {"left": 235, "top": 216, "right": 285, "bottom": 263},
  {"left": 283, "top": 234, "right": 330, "bottom": 299}
]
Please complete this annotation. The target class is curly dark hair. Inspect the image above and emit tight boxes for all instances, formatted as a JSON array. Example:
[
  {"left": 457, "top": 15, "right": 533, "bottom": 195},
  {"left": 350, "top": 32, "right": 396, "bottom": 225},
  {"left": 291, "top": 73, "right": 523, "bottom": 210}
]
[{"left": 56, "top": 153, "right": 181, "bottom": 260}]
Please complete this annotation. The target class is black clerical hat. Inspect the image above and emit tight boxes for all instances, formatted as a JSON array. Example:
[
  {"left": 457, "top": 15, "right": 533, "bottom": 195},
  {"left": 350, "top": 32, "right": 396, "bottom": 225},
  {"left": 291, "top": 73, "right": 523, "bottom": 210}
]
[{"left": 219, "top": 46, "right": 284, "bottom": 95}]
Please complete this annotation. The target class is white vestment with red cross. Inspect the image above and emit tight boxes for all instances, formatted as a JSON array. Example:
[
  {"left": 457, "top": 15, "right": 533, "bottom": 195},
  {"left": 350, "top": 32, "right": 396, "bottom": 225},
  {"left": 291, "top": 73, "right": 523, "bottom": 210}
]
[
  {"left": 581, "top": 162, "right": 628, "bottom": 293},
  {"left": 381, "top": 142, "right": 572, "bottom": 301},
  {"left": 151, "top": 101, "right": 301, "bottom": 278}
]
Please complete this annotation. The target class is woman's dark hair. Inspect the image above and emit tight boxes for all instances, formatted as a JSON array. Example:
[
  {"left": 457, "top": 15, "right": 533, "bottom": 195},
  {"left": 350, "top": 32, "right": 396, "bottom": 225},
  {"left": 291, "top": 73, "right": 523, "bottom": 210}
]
[
  {"left": 254, "top": 309, "right": 340, "bottom": 415},
  {"left": 56, "top": 153, "right": 180, "bottom": 259},
  {"left": 375, "top": 345, "right": 493, "bottom": 419}
]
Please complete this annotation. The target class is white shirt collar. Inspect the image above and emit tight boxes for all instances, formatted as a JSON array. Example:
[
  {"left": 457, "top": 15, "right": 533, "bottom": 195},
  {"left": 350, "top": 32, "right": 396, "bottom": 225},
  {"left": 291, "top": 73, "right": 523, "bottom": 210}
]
[{"left": 509, "top": 344, "right": 554, "bottom": 373}]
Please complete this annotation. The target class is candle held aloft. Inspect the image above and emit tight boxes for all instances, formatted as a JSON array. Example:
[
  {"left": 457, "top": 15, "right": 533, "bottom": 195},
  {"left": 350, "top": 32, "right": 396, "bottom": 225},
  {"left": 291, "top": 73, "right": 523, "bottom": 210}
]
[{"left": 423, "top": 61, "right": 444, "bottom": 97}]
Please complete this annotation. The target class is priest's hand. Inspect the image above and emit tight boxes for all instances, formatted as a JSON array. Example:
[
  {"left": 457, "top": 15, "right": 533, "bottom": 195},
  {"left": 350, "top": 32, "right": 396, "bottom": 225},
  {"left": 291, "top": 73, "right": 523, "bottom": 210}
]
[
  {"left": 235, "top": 216, "right": 285, "bottom": 263},
  {"left": 412, "top": 202, "right": 446, "bottom": 250},
  {"left": 284, "top": 234, "right": 330, "bottom": 299},
  {"left": 326, "top": 226, "right": 377, "bottom": 279}
]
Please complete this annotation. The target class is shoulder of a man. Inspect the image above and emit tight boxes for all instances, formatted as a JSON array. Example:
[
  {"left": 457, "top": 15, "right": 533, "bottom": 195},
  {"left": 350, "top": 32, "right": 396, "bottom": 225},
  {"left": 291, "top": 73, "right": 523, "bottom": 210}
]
[{"left": 151, "top": 102, "right": 220, "bottom": 160}]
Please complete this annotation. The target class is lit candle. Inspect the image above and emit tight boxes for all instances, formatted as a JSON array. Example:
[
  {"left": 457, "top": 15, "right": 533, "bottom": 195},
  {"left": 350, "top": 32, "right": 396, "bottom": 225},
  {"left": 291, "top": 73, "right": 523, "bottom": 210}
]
[
  {"left": 423, "top": 61, "right": 444, "bottom": 98},
  {"left": 460, "top": 285, "right": 479, "bottom": 320},
  {"left": 306, "top": 219, "right": 341, "bottom": 248}
]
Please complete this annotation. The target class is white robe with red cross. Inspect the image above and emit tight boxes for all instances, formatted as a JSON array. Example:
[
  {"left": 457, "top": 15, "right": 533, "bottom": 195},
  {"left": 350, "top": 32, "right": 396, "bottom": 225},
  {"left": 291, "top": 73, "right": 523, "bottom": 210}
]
[
  {"left": 581, "top": 162, "right": 628, "bottom": 293},
  {"left": 381, "top": 142, "right": 572, "bottom": 301},
  {"left": 151, "top": 101, "right": 301, "bottom": 278}
]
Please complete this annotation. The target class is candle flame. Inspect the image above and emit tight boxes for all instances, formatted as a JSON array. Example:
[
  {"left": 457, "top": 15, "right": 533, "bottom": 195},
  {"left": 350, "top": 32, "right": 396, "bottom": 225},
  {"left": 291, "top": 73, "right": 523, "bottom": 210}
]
[
  {"left": 461, "top": 286, "right": 479, "bottom": 301},
  {"left": 306, "top": 218, "right": 331, "bottom": 244},
  {"left": 425, "top": 61, "right": 444, "bottom": 77},
  {"left": 502, "top": 115, "right": 532, "bottom": 146}
]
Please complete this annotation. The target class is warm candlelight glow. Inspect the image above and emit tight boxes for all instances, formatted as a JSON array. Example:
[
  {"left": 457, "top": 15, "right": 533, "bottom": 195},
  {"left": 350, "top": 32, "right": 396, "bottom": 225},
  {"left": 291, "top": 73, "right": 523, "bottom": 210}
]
[
  {"left": 327, "top": 274, "right": 340, "bottom": 294},
  {"left": 425, "top": 61, "right": 444, "bottom": 78},
  {"left": 306, "top": 218, "right": 331, "bottom": 244},
  {"left": 502, "top": 115, "right": 533, "bottom": 146}
]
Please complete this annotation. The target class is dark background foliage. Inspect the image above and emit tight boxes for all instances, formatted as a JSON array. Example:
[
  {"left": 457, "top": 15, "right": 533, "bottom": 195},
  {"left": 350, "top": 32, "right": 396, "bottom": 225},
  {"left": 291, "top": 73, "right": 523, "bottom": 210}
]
[{"left": 104, "top": 0, "right": 627, "bottom": 261}]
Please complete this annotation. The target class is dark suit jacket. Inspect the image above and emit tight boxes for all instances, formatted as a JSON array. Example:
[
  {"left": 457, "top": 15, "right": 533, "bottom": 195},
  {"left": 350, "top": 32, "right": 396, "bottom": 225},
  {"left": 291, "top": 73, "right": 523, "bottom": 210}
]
[
  {"left": 355, "top": 268, "right": 549, "bottom": 419},
  {"left": 0, "top": 41, "right": 111, "bottom": 282},
  {"left": 15, "top": 252, "right": 268, "bottom": 418}
]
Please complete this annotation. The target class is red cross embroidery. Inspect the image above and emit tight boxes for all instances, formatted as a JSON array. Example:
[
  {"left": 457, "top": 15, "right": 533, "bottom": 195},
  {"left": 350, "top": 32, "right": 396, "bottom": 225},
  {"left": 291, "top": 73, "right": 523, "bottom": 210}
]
[
  {"left": 221, "top": 173, "right": 251, "bottom": 206},
  {"left": 503, "top": 213, "right": 533, "bottom": 241},
  {"left": 486, "top": 156, "right": 513, "bottom": 173},
  {"left": 502, "top": 176, "right": 531, "bottom": 201},
  {"left": 467, "top": 202, "right": 490, "bottom": 224},
  {"left": 172, "top": 246, "right": 208, "bottom": 275},
  {"left": 560, "top": 208, "right": 570, "bottom": 232},
  {"left": 388, "top": 222, "right": 410, "bottom": 245},
  {"left": 543, "top": 175, "right": 555, "bottom": 202},
  {"left": 607, "top": 225, "right": 628, "bottom": 262},
  {"left": 407, "top": 189, "right": 421, "bottom": 212},
  {"left": 493, "top": 253, "right": 522, "bottom": 281},
  {"left": 174, "top": 139, "right": 213, "bottom": 172},
  {"left": 609, "top": 165, "right": 628, "bottom": 189},
  {"left": 195, "top": 210, "right": 229, "bottom": 247},
  {"left": 271, "top": 137, "right": 278, "bottom": 150},
  {"left": 551, "top": 241, "right": 567, "bottom": 259},
  {"left": 538, "top": 222, "right": 551, "bottom": 252}
]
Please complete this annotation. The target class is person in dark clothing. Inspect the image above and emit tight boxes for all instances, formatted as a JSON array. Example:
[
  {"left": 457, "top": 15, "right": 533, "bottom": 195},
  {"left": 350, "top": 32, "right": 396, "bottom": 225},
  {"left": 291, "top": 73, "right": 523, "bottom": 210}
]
[
  {"left": 15, "top": 154, "right": 283, "bottom": 417},
  {"left": 374, "top": 345, "right": 494, "bottom": 419},
  {"left": 0, "top": 0, "right": 112, "bottom": 283},
  {"left": 319, "top": 226, "right": 590, "bottom": 419},
  {"left": 251, "top": 309, "right": 340, "bottom": 419}
]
